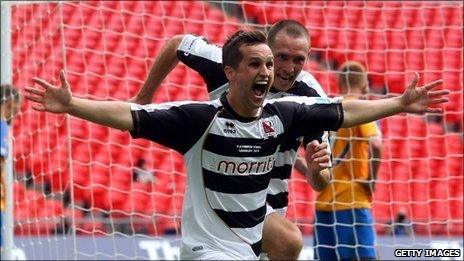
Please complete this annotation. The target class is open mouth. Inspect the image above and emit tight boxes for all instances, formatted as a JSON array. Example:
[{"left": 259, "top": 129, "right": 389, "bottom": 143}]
[
  {"left": 277, "top": 74, "right": 293, "bottom": 82},
  {"left": 252, "top": 80, "right": 268, "bottom": 97}
]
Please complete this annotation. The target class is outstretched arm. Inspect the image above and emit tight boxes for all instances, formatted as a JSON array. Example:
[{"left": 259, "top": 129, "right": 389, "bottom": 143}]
[
  {"left": 25, "top": 70, "right": 133, "bottom": 131},
  {"left": 304, "top": 140, "right": 331, "bottom": 191},
  {"left": 342, "top": 73, "right": 448, "bottom": 128},
  {"left": 129, "top": 35, "right": 184, "bottom": 104}
]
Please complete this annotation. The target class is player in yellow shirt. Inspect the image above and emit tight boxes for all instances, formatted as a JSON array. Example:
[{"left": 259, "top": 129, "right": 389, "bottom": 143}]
[{"left": 313, "top": 61, "right": 382, "bottom": 260}]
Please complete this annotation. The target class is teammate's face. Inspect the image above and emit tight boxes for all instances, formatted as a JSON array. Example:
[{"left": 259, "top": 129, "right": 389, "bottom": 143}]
[
  {"left": 270, "top": 32, "right": 310, "bottom": 91},
  {"left": 226, "top": 43, "right": 274, "bottom": 117}
]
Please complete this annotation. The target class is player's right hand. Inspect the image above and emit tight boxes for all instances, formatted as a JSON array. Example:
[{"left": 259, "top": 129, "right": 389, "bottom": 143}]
[
  {"left": 305, "top": 140, "right": 331, "bottom": 175},
  {"left": 25, "top": 70, "right": 73, "bottom": 113}
]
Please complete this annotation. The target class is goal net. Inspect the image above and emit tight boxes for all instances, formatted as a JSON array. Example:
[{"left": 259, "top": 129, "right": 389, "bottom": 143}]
[{"left": 3, "top": 1, "right": 463, "bottom": 260}]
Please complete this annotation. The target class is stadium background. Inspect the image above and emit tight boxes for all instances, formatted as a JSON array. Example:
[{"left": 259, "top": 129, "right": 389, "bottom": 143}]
[{"left": 2, "top": 1, "right": 463, "bottom": 259}]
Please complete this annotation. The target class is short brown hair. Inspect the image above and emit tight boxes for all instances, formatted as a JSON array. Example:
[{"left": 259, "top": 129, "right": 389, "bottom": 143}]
[
  {"left": 267, "top": 19, "right": 310, "bottom": 47},
  {"left": 338, "top": 61, "right": 367, "bottom": 89},
  {"left": 222, "top": 30, "right": 267, "bottom": 69}
]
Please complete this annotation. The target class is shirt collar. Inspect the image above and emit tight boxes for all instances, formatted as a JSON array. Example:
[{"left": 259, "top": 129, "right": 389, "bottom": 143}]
[{"left": 220, "top": 92, "right": 259, "bottom": 123}]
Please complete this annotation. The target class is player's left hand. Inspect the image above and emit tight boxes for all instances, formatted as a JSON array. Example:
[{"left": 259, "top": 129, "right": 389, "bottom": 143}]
[
  {"left": 400, "top": 73, "right": 449, "bottom": 114},
  {"left": 305, "top": 140, "right": 331, "bottom": 175}
]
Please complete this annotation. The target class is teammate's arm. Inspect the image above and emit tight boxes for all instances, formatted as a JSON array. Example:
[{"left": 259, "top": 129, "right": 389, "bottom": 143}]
[
  {"left": 129, "top": 35, "right": 184, "bottom": 104},
  {"left": 294, "top": 155, "right": 330, "bottom": 191},
  {"left": 293, "top": 156, "right": 307, "bottom": 174},
  {"left": 131, "top": 34, "right": 226, "bottom": 105},
  {"left": 342, "top": 73, "right": 447, "bottom": 128},
  {"left": 304, "top": 141, "right": 331, "bottom": 191},
  {"left": 299, "top": 130, "right": 332, "bottom": 191},
  {"left": 26, "top": 70, "right": 133, "bottom": 131}
]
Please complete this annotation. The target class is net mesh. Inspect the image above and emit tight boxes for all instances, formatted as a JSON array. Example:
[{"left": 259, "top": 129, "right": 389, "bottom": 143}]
[{"left": 5, "top": 1, "right": 463, "bottom": 259}]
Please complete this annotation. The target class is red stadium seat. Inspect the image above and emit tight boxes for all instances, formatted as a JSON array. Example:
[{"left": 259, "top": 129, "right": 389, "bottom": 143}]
[
  {"left": 13, "top": 182, "right": 26, "bottom": 204},
  {"left": 22, "top": 189, "right": 46, "bottom": 214},
  {"left": 107, "top": 188, "right": 129, "bottom": 211},
  {"left": 410, "top": 202, "right": 430, "bottom": 221},
  {"left": 405, "top": 50, "right": 425, "bottom": 71},
  {"left": 149, "top": 192, "right": 172, "bottom": 214},
  {"left": 87, "top": 189, "right": 108, "bottom": 210},
  {"left": 42, "top": 199, "right": 64, "bottom": 218},
  {"left": 124, "top": 190, "right": 150, "bottom": 214},
  {"left": 445, "top": 133, "right": 463, "bottom": 155},
  {"left": 408, "top": 138, "right": 427, "bottom": 159}
]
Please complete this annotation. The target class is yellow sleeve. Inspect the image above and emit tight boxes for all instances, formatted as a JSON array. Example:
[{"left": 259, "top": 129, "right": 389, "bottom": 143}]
[{"left": 358, "top": 121, "right": 381, "bottom": 138}]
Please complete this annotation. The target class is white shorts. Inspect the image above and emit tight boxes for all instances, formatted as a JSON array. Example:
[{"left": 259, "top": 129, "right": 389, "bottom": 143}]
[{"left": 180, "top": 240, "right": 258, "bottom": 260}]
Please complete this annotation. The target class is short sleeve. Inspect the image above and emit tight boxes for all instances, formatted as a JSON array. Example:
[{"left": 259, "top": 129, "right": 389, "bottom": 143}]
[
  {"left": 302, "top": 131, "right": 329, "bottom": 147},
  {"left": 129, "top": 102, "right": 217, "bottom": 154},
  {"left": 291, "top": 97, "right": 344, "bottom": 135},
  {"left": 177, "top": 34, "right": 228, "bottom": 94}
]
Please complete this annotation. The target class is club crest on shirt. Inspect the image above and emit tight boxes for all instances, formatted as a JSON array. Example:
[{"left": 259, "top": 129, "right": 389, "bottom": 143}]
[{"left": 262, "top": 120, "right": 275, "bottom": 134}]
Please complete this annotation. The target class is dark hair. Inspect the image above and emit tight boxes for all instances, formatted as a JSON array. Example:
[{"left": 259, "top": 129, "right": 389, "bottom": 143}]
[
  {"left": 222, "top": 30, "right": 267, "bottom": 69},
  {"left": 338, "top": 61, "right": 367, "bottom": 89},
  {"left": 0, "top": 84, "right": 20, "bottom": 104},
  {"left": 267, "top": 19, "right": 310, "bottom": 47}
]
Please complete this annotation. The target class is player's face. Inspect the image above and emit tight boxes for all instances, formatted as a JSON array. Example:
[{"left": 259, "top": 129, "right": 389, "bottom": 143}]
[
  {"left": 231, "top": 43, "right": 274, "bottom": 115},
  {"left": 270, "top": 32, "right": 310, "bottom": 91}
]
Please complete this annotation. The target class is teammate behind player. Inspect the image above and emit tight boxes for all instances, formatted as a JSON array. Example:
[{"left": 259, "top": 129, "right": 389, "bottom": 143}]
[
  {"left": 131, "top": 20, "right": 329, "bottom": 259},
  {"left": 25, "top": 30, "right": 447, "bottom": 259},
  {"left": 314, "top": 61, "right": 382, "bottom": 260}
]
